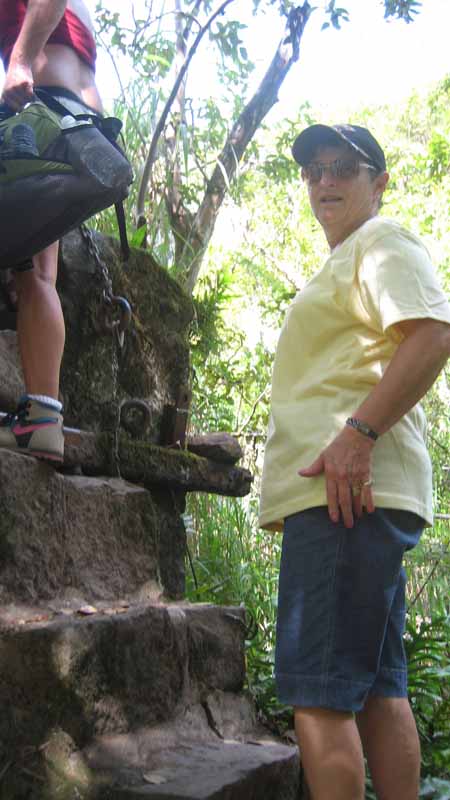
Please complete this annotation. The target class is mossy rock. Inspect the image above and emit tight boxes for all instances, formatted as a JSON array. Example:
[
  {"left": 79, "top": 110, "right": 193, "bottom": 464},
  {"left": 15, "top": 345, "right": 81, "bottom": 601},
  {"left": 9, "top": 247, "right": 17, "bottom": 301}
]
[{"left": 57, "top": 229, "right": 194, "bottom": 438}]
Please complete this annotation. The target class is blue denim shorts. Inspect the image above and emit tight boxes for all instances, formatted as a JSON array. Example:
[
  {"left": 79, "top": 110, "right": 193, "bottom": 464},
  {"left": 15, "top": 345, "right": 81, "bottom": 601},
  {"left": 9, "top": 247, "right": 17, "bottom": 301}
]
[{"left": 275, "top": 507, "right": 424, "bottom": 713}]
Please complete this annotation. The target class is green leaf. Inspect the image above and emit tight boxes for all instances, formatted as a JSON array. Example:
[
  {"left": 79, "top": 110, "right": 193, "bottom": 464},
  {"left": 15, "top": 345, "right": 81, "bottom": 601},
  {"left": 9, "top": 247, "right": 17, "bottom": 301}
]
[
  {"left": 420, "top": 777, "right": 450, "bottom": 800},
  {"left": 145, "top": 53, "right": 172, "bottom": 68},
  {"left": 215, "top": 158, "right": 232, "bottom": 192},
  {"left": 130, "top": 225, "right": 147, "bottom": 248}
]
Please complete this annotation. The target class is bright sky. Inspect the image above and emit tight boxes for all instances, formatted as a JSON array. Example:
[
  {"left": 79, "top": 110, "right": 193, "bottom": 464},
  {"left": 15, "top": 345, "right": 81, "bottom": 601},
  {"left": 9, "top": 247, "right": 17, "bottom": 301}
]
[
  {"left": 247, "top": 0, "right": 450, "bottom": 115},
  {"left": 0, "top": 0, "right": 448, "bottom": 113},
  {"left": 87, "top": 0, "right": 450, "bottom": 115},
  {"left": 289, "top": 0, "right": 450, "bottom": 113}
]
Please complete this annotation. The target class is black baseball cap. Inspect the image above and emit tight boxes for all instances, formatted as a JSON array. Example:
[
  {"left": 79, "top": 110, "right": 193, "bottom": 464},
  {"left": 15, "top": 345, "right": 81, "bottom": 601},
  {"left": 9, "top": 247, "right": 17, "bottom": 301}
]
[{"left": 292, "top": 124, "right": 386, "bottom": 172}]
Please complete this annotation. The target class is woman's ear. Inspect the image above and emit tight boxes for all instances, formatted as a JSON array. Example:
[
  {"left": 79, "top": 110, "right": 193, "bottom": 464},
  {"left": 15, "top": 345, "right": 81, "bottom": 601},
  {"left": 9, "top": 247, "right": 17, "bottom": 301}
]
[{"left": 374, "top": 171, "right": 389, "bottom": 205}]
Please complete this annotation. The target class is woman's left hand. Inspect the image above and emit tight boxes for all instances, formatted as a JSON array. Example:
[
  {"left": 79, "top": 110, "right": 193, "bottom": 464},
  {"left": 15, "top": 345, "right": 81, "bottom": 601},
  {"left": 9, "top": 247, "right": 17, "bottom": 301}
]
[
  {"left": 298, "top": 426, "right": 375, "bottom": 529},
  {"left": 1, "top": 59, "right": 34, "bottom": 111}
]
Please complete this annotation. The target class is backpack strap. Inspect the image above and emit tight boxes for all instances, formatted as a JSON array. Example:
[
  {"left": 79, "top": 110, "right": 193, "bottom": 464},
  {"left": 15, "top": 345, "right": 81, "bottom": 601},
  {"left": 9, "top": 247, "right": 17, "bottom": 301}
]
[
  {"left": 35, "top": 88, "right": 131, "bottom": 261},
  {"left": 35, "top": 88, "right": 83, "bottom": 118},
  {"left": 115, "top": 202, "right": 130, "bottom": 262},
  {"left": 35, "top": 89, "right": 123, "bottom": 141},
  {"left": 35, "top": 88, "right": 96, "bottom": 121}
]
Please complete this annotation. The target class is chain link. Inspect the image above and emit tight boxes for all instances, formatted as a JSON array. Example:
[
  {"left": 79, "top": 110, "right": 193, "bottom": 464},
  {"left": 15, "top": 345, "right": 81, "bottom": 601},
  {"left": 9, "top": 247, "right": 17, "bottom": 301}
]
[
  {"left": 79, "top": 223, "right": 132, "bottom": 349},
  {"left": 79, "top": 223, "right": 123, "bottom": 477},
  {"left": 80, "top": 223, "right": 114, "bottom": 305}
]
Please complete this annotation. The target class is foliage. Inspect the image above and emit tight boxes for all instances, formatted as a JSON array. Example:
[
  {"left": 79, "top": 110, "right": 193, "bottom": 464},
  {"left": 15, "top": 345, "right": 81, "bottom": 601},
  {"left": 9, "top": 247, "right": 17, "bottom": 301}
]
[
  {"left": 93, "top": 0, "right": 427, "bottom": 289},
  {"left": 184, "top": 75, "right": 450, "bottom": 792},
  {"left": 404, "top": 528, "right": 450, "bottom": 784},
  {"left": 91, "top": 6, "right": 449, "bottom": 783},
  {"left": 404, "top": 609, "right": 450, "bottom": 778},
  {"left": 383, "top": 0, "right": 422, "bottom": 23},
  {"left": 420, "top": 778, "right": 450, "bottom": 800},
  {"left": 185, "top": 492, "right": 289, "bottom": 727},
  {"left": 189, "top": 75, "right": 450, "bottom": 440},
  {"left": 321, "top": 0, "right": 350, "bottom": 31}
]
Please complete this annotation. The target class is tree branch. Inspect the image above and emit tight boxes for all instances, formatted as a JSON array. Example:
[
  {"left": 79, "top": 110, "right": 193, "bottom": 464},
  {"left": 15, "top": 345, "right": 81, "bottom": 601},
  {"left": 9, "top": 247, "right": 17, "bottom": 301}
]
[
  {"left": 237, "top": 386, "right": 269, "bottom": 437},
  {"left": 135, "top": 0, "right": 236, "bottom": 230},
  {"left": 164, "top": 0, "right": 192, "bottom": 261},
  {"left": 407, "top": 546, "right": 449, "bottom": 610},
  {"left": 181, "top": 2, "right": 313, "bottom": 293},
  {"left": 97, "top": 30, "right": 147, "bottom": 149}
]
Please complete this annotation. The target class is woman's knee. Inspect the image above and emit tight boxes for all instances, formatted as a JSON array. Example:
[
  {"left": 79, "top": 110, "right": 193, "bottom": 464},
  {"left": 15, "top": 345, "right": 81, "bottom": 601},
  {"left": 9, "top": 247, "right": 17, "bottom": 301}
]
[
  {"left": 16, "top": 243, "right": 60, "bottom": 294},
  {"left": 361, "top": 695, "right": 412, "bottom": 721},
  {"left": 294, "top": 707, "right": 365, "bottom": 799},
  {"left": 31, "top": 241, "right": 60, "bottom": 284}
]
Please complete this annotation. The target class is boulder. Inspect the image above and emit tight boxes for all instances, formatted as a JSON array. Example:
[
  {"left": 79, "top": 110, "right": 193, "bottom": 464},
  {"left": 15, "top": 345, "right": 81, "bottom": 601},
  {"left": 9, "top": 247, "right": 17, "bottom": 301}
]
[
  {"left": 57, "top": 229, "right": 194, "bottom": 439},
  {"left": 0, "top": 449, "right": 186, "bottom": 604},
  {"left": 0, "top": 603, "right": 300, "bottom": 800}
]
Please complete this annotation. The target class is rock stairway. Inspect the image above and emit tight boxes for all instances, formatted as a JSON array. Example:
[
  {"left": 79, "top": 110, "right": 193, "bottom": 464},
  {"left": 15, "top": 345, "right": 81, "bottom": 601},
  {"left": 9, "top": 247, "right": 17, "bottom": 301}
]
[
  {"left": 0, "top": 600, "right": 299, "bottom": 799},
  {"left": 0, "top": 230, "right": 300, "bottom": 799},
  {"left": 84, "top": 736, "right": 298, "bottom": 799}
]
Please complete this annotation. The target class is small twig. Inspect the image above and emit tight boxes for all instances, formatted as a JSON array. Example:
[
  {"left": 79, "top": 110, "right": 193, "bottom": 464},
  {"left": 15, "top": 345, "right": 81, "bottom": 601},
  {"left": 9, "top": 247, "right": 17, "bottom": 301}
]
[
  {"left": 181, "top": 3, "right": 204, "bottom": 39},
  {"left": 407, "top": 545, "right": 450, "bottom": 609},
  {"left": 428, "top": 433, "right": 450, "bottom": 455},
  {"left": 97, "top": 32, "right": 147, "bottom": 148},
  {"left": 131, "top": 1, "right": 153, "bottom": 46},
  {"left": 19, "top": 766, "right": 46, "bottom": 783},
  {"left": 0, "top": 762, "right": 12, "bottom": 783},
  {"left": 237, "top": 387, "right": 269, "bottom": 437},
  {"left": 186, "top": 542, "right": 198, "bottom": 590},
  {"left": 135, "top": 0, "right": 236, "bottom": 229},
  {"left": 245, "top": 234, "right": 301, "bottom": 291}
]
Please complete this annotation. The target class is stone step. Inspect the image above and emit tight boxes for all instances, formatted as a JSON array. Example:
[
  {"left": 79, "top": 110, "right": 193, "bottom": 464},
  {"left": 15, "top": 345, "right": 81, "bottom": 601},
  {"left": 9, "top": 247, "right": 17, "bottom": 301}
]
[
  {"left": 0, "top": 602, "right": 246, "bottom": 755},
  {"left": 0, "top": 448, "right": 186, "bottom": 602},
  {"left": 86, "top": 732, "right": 299, "bottom": 799},
  {"left": 1, "top": 711, "right": 299, "bottom": 799},
  {"left": 0, "top": 603, "right": 300, "bottom": 799}
]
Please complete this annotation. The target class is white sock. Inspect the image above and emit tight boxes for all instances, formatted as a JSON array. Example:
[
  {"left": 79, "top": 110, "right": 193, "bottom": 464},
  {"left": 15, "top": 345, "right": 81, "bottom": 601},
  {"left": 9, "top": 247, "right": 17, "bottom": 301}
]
[{"left": 27, "top": 394, "right": 63, "bottom": 412}]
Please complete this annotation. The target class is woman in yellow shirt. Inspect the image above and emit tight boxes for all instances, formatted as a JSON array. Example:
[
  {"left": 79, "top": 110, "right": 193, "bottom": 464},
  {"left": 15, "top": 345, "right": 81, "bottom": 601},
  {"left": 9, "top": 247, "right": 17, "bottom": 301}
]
[{"left": 260, "top": 123, "right": 450, "bottom": 800}]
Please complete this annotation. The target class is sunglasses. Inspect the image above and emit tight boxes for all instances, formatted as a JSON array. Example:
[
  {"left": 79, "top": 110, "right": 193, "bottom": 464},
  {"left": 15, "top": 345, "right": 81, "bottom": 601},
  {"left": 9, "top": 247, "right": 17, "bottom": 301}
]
[{"left": 301, "top": 158, "right": 377, "bottom": 184}]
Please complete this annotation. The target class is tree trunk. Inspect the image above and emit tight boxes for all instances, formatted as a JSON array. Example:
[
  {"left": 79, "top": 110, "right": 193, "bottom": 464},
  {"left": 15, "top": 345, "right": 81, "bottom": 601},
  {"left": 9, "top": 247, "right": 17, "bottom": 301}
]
[
  {"left": 135, "top": 0, "right": 236, "bottom": 231},
  {"left": 181, "top": 2, "right": 312, "bottom": 293},
  {"left": 164, "top": 0, "right": 193, "bottom": 264}
]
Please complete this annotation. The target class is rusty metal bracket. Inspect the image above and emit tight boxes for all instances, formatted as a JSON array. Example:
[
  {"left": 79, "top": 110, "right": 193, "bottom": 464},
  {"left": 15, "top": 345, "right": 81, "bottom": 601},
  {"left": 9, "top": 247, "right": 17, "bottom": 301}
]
[{"left": 120, "top": 399, "right": 151, "bottom": 438}]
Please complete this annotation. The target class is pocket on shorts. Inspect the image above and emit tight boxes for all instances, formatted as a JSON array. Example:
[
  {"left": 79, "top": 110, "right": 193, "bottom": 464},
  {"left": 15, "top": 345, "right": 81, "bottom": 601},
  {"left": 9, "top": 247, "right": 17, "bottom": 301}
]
[{"left": 378, "top": 508, "right": 424, "bottom": 552}]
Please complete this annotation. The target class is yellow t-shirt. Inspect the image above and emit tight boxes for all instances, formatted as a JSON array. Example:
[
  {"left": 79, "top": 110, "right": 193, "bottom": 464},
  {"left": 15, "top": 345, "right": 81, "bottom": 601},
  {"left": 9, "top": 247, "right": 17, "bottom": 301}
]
[{"left": 259, "top": 217, "right": 450, "bottom": 531}]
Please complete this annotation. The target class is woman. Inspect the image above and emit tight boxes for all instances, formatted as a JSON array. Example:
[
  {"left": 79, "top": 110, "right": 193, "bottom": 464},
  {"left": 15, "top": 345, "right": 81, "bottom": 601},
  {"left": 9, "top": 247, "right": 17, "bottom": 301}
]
[
  {"left": 0, "top": 0, "right": 102, "bottom": 462},
  {"left": 259, "top": 123, "right": 450, "bottom": 800}
]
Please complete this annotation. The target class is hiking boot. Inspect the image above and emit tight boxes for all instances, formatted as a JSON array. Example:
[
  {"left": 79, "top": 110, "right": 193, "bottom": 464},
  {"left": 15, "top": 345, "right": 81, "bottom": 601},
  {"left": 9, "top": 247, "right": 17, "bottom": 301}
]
[{"left": 0, "top": 396, "right": 64, "bottom": 463}]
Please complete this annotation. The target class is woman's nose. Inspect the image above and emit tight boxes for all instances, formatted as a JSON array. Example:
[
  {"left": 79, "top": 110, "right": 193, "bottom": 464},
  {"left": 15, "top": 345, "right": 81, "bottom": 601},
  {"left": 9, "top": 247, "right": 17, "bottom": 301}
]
[{"left": 318, "top": 165, "right": 337, "bottom": 186}]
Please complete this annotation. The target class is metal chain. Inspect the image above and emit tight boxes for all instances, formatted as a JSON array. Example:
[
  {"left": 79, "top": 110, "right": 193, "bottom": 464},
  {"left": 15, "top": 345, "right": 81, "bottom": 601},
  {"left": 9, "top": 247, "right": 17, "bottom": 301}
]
[
  {"left": 79, "top": 223, "right": 125, "bottom": 478},
  {"left": 79, "top": 223, "right": 132, "bottom": 348},
  {"left": 79, "top": 223, "right": 114, "bottom": 305}
]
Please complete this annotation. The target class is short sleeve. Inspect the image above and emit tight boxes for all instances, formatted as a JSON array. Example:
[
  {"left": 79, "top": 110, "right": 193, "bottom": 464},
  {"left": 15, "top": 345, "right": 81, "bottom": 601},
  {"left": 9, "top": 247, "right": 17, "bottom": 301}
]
[{"left": 357, "top": 228, "right": 450, "bottom": 340}]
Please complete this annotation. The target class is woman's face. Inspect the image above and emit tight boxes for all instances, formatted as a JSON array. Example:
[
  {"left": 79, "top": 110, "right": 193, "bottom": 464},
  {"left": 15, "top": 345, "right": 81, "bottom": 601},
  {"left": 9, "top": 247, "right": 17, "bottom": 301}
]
[{"left": 303, "top": 144, "right": 388, "bottom": 248}]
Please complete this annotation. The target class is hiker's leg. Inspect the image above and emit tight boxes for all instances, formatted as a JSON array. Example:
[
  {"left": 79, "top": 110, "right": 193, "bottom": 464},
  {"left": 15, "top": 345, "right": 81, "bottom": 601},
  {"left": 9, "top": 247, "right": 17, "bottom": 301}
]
[
  {"left": 356, "top": 696, "right": 420, "bottom": 800},
  {"left": 356, "top": 554, "right": 422, "bottom": 800},
  {"left": 294, "top": 707, "right": 365, "bottom": 800},
  {"left": 16, "top": 241, "right": 64, "bottom": 400}
]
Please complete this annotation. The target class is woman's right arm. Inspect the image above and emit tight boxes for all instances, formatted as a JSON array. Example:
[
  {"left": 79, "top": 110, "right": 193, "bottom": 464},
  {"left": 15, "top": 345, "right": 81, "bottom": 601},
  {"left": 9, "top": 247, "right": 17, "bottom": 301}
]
[{"left": 1, "top": 0, "right": 67, "bottom": 109}]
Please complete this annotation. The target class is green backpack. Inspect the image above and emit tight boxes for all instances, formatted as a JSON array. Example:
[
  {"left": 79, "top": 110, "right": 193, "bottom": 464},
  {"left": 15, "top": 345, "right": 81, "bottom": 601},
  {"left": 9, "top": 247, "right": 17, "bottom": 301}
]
[{"left": 0, "top": 89, "right": 133, "bottom": 269}]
